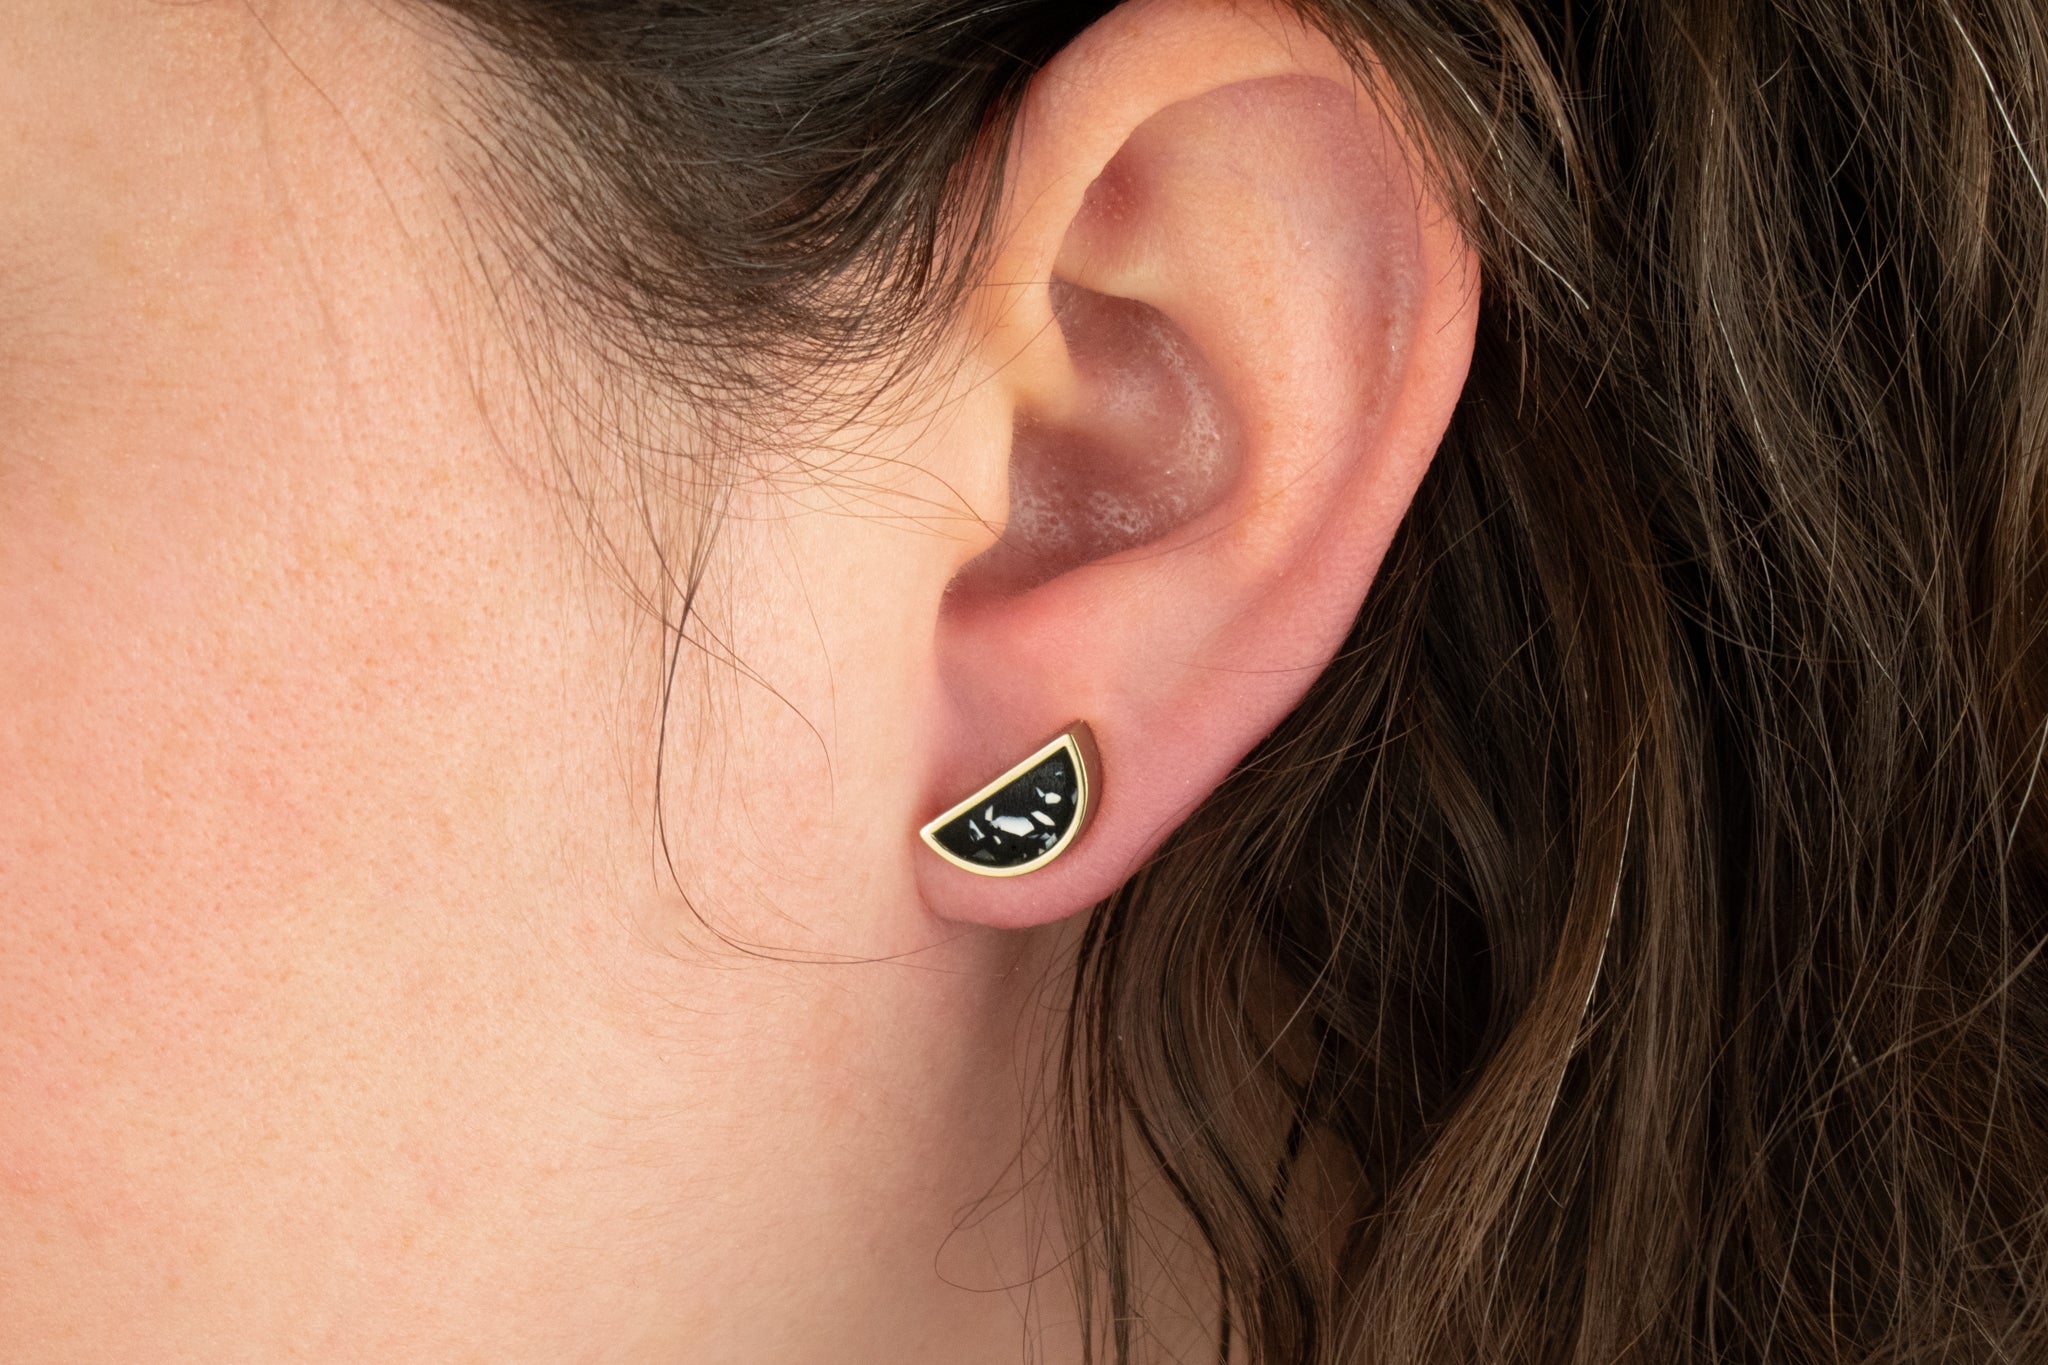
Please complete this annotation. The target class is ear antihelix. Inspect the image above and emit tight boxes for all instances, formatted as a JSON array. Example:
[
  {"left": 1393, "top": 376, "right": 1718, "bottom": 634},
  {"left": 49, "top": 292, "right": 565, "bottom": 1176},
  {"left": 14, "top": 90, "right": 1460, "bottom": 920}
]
[{"left": 918, "top": 723, "right": 1100, "bottom": 877}]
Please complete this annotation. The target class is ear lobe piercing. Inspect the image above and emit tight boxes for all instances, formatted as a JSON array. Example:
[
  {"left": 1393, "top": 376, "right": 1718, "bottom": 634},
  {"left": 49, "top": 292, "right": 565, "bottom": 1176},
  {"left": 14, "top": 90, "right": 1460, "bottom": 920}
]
[{"left": 920, "top": 722, "right": 1099, "bottom": 877}]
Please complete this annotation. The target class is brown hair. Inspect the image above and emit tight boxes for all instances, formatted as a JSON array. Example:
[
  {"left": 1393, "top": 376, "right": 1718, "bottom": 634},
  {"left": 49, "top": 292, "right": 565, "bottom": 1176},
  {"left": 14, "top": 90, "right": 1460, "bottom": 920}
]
[{"left": 426, "top": 1, "right": 2048, "bottom": 1359}]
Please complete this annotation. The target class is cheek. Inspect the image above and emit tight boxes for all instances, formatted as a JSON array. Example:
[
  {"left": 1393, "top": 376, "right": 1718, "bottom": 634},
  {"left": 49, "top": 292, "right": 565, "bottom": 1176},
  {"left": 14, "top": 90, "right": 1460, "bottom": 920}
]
[
  {"left": 0, "top": 394, "right": 553, "bottom": 1241},
  {"left": 0, "top": 12, "right": 666, "bottom": 1324}
]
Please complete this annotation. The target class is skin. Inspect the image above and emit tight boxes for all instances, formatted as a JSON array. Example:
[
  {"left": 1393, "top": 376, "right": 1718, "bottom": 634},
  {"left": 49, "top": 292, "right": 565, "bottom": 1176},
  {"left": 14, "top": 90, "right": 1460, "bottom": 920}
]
[
  {"left": 0, "top": 4, "right": 1076, "bottom": 1359},
  {"left": 0, "top": 1, "right": 1476, "bottom": 1359}
]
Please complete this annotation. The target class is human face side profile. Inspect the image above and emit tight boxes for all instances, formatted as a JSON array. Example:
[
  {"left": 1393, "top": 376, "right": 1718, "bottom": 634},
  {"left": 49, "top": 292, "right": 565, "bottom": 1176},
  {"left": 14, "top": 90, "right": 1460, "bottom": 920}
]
[{"left": 0, "top": 1, "right": 1477, "bottom": 1360}]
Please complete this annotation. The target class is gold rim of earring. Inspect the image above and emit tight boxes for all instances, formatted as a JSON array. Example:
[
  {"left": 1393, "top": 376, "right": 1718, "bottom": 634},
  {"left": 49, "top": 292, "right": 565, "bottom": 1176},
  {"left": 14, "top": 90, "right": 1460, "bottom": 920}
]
[{"left": 919, "top": 722, "right": 1099, "bottom": 877}]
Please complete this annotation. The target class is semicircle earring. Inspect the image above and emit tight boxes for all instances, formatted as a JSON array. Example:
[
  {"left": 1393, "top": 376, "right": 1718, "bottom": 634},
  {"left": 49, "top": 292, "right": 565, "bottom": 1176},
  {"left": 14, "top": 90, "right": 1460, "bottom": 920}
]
[{"left": 919, "top": 722, "right": 1100, "bottom": 877}]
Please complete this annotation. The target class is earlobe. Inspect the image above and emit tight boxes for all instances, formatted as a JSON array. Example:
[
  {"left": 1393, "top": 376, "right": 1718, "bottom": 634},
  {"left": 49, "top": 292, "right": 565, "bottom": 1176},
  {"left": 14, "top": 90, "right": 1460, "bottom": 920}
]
[{"left": 911, "top": 0, "right": 1479, "bottom": 929}]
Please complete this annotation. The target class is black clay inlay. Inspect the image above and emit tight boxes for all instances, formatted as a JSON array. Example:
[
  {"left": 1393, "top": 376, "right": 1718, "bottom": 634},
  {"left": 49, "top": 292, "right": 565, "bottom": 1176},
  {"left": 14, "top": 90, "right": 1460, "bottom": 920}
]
[{"left": 929, "top": 748, "right": 1081, "bottom": 870}]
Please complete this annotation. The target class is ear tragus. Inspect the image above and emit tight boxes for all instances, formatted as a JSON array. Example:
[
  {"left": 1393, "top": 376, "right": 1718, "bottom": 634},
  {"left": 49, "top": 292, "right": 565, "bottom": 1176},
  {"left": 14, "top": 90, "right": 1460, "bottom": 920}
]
[{"left": 954, "top": 278, "right": 1243, "bottom": 596}]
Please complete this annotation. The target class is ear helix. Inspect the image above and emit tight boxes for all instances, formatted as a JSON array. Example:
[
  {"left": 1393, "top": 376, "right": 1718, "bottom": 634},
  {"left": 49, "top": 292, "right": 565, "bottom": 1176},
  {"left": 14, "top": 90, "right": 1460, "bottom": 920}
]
[{"left": 919, "top": 723, "right": 1100, "bottom": 876}]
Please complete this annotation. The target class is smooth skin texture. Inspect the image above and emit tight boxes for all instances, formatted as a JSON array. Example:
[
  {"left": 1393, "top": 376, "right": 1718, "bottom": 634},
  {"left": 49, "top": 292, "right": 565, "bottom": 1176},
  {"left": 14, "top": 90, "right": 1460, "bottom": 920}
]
[{"left": 0, "top": 1, "right": 1475, "bottom": 1359}]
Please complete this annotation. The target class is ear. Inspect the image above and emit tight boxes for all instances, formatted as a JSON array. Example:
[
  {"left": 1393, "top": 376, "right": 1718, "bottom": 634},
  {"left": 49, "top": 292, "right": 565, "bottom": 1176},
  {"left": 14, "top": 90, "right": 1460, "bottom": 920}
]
[{"left": 914, "top": 0, "right": 1478, "bottom": 928}]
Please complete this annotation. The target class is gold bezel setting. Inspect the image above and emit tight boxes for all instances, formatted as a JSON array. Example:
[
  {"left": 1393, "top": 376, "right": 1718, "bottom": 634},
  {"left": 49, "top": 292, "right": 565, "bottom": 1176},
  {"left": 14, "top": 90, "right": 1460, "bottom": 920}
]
[{"left": 918, "top": 723, "right": 1098, "bottom": 877}]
